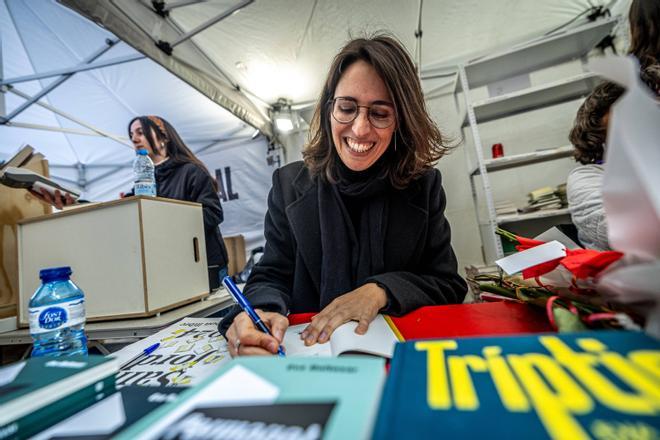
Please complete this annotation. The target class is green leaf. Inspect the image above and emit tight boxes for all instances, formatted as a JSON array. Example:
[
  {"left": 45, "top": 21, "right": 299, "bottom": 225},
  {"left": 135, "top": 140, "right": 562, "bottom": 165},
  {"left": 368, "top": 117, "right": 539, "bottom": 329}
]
[{"left": 553, "top": 307, "right": 588, "bottom": 332}]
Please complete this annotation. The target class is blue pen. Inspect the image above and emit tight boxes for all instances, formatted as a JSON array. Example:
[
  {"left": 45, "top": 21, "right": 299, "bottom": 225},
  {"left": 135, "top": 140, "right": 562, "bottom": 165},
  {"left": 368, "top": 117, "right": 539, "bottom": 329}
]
[
  {"left": 142, "top": 342, "right": 160, "bottom": 356},
  {"left": 222, "top": 276, "right": 285, "bottom": 357},
  {"left": 120, "top": 342, "right": 160, "bottom": 369}
]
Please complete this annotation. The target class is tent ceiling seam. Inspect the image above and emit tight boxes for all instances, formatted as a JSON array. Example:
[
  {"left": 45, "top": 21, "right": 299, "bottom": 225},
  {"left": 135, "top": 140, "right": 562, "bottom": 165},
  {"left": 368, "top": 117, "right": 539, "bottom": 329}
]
[
  {"left": 294, "top": 0, "right": 318, "bottom": 61},
  {"left": 7, "top": 86, "right": 133, "bottom": 149},
  {"left": 166, "top": 14, "right": 238, "bottom": 88},
  {"left": 106, "top": 0, "right": 271, "bottom": 119},
  {"left": 162, "top": 3, "right": 271, "bottom": 110},
  {"left": 5, "top": 0, "right": 81, "bottom": 163},
  {"left": 1, "top": 53, "right": 145, "bottom": 86}
]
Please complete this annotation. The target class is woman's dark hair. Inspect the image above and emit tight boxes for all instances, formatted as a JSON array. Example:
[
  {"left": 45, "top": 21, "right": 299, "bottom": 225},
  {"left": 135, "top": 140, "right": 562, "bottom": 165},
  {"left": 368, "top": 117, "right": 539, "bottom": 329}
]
[
  {"left": 302, "top": 33, "right": 452, "bottom": 188},
  {"left": 569, "top": 65, "right": 660, "bottom": 165},
  {"left": 569, "top": 82, "right": 624, "bottom": 164},
  {"left": 628, "top": 0, "right": 660, "bottom": 69},
  {"left": 128, "top": 116, "right": 218, "bottom": 192}
]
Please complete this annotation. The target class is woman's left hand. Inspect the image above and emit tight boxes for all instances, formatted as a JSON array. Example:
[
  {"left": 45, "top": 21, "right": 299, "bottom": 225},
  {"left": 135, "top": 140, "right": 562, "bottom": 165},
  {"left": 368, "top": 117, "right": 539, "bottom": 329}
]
[{"left": 300, "top": 283, "right": 388, "bottom": 346}]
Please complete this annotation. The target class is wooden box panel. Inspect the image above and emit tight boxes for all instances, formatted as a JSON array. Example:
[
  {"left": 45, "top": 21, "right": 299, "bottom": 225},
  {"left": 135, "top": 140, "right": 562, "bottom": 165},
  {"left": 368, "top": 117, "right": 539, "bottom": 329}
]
[
  {"left": 0, "top": 158, "right": 51, "bottom": 319},
  {"left": 17, "top": 197, "right": 209, "bottom": 326},
  {"left": 140, "top": 199, "right": 209, "bottom": 311},
  {"left": 223, "top": 235, "right": 246, "bottom": 276}
]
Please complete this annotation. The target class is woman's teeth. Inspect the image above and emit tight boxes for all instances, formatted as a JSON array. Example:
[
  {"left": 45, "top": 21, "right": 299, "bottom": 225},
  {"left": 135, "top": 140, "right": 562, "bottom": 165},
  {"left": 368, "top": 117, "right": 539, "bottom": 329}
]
[{"left": 346, "top": 138, "right": 375, "bottom": 153}]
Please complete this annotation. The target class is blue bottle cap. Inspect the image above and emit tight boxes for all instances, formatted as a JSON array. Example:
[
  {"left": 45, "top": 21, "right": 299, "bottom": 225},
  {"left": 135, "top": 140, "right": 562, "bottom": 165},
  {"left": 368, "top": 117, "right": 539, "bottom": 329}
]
[
  {"left": 136, "top": 149, "right": 148, "bottom": 155},
  {"left": 39, "top": 266, "right": 72, "bottom": 282}
]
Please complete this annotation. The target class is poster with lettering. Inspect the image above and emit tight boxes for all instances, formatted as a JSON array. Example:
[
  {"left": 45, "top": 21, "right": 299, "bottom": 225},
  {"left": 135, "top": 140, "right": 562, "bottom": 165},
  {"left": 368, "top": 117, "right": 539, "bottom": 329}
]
[
  {"left": 373, "top": 330, "right": 660, "bottom": 440},
  {"left": 113, "top": 318, "right": 230, "bottom": 388}
]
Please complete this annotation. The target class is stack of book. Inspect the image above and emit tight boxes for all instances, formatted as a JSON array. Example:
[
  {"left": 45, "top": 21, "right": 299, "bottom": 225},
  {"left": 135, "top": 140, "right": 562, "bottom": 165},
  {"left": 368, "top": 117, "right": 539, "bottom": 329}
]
[
  {"left": 0, "top": 355, "right": 117, "bottom": 439},
  {"left": 519, "top": 185, "right": 564, "bottom": 214},
  {"left": 494, "top": 200, "right": 518, "bottom": 216}
]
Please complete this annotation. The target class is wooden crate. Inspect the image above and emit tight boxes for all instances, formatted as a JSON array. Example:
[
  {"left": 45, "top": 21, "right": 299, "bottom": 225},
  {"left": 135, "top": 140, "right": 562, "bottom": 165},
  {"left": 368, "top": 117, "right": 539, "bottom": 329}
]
[
  {"left": 17, "top": 196, "right": 209, "bottom": 326},
  {"left": 0, "top": 157, "right": 51, "bottom": 319}
]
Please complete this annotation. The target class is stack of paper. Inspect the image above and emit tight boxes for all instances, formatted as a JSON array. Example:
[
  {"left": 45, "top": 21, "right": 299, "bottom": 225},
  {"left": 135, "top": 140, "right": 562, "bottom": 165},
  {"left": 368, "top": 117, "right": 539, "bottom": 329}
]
[{"left": 494, "top": 200, "right": 518, "bottom": 216}]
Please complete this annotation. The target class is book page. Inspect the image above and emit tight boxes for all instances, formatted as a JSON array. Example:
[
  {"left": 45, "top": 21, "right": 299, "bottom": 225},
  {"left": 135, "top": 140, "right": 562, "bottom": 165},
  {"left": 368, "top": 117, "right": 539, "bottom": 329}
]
[
  {"left": 330, "top": 315, "right": 397, "bottom": 358},
  {"left": 282, "top": 315, "right": 397, "bottom": 358},
  {"left": 282, "top": 324, "right": 333, "bottom": 357}
]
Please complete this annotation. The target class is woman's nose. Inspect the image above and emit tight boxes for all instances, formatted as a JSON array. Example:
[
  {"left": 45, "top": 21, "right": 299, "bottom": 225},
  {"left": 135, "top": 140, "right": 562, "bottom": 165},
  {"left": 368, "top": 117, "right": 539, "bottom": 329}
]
[{"left": 352, "top": 109, "right": 371, "bottom": 137}]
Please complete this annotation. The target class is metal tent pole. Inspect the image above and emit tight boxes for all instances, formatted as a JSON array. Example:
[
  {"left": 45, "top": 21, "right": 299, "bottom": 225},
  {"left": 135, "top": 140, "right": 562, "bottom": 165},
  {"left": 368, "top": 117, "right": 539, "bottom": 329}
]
[{"left": 0, "top": 39, "right": 119, "bottom": 124}]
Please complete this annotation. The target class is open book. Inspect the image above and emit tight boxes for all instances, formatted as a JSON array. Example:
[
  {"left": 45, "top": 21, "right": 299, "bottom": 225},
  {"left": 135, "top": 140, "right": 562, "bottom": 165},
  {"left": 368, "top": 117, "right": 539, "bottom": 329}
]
[{"left": 282, "top": 314, "right": 400, "bottom": 358}]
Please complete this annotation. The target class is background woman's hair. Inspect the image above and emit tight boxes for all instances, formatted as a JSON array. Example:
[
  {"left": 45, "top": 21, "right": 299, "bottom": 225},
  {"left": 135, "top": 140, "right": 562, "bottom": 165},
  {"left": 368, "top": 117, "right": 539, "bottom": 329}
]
[
  {"left": 303, "top": 33, "right": 454, "bottom": 188},
  {"left": 569, "top": 64, "right": 660, "bottom": 165},
  {"left": 569, "top": 82, "right": 625, "bottom": 165},
  {"left": 628, "top": 0, "right": 660, "bottom": 69},
  {"left": 128, "top": 116, "right": 218, "bottom": 192}
]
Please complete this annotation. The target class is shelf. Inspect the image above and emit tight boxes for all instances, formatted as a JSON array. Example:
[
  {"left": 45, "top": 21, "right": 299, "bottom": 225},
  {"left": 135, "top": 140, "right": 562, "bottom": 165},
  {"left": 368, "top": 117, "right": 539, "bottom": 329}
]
[
  {"left": 470, "top": 145, "right": 574, "bottom": 176},
  {"left": 457, "top": 18, "right": 617, "bottom": 91},
  {"left": 497, "top": 207, "right": 570, "bottom": 224},
  {"left": 462, "top": 73, "right": 599, "bottom": 127}
]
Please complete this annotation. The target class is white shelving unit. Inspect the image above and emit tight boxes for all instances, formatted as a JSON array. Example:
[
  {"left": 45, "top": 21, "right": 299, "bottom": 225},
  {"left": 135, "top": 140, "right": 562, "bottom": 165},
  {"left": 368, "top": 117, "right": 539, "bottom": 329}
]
[{"left": 457, "top": 17, "right": 618, "bottom": 262}]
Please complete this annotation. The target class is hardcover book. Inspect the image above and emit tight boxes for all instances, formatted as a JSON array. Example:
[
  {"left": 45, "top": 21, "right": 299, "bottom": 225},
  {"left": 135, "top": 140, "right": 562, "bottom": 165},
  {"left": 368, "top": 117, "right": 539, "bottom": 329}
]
[
  {"left": 32, "top": 386, "right": 185, "bottom": 439},
  {"left": 0, "top": 355, "right": 117, "bottom": 439},
  {"left": 0, "top": 166, "right": 80, "bottom": 200},
  {"left": 115, "top": 356, "right": 386, "bottom": 440},
  {"left": 373, "top": 330, "right": 660, "bottom": 440}
]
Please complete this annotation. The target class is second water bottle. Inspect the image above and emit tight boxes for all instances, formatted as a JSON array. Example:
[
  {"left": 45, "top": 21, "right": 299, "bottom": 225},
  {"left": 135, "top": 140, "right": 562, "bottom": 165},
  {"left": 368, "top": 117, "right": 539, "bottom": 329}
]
[{"left": 133, "top": 148, "right": 157, "bottom": 196}]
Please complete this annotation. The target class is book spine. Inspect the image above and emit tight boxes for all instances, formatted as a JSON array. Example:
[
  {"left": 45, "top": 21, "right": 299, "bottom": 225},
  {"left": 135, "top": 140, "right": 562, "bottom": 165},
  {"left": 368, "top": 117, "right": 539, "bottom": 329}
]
[
  {"left": 371, "top": 344, "right": 407, "bottom": 438},
  {"left": 0, "top": 374, "right": 116, "bottom": 440}
]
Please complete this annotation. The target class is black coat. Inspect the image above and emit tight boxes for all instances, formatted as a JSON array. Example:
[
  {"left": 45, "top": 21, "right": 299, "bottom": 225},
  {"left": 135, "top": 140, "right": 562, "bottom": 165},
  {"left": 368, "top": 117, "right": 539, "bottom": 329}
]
[
  {"left": 153, "top": 160, "right": 228, "bottom": 269},
  {"left": 219, "top": 161, "right": 466, "bottom": 334}
]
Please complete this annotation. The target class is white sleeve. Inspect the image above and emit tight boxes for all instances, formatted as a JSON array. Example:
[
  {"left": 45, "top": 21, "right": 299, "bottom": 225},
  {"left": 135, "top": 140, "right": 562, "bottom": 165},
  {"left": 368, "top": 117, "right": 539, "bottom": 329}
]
[{"left": 567, "top": 165, "right": 609, "bottom": 250}]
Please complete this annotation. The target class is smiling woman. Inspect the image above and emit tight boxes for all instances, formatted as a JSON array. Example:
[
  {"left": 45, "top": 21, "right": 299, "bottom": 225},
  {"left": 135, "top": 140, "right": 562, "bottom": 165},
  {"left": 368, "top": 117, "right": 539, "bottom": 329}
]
[{"left": 219, "top": 34, "right": 467, "bottom": 357}]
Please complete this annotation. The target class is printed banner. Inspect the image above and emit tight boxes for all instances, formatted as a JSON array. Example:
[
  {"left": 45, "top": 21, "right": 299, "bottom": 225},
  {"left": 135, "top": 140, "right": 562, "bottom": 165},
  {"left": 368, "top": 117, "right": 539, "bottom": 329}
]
[{"left": 198, "top": 138, "right": 282, "bottom": 251}]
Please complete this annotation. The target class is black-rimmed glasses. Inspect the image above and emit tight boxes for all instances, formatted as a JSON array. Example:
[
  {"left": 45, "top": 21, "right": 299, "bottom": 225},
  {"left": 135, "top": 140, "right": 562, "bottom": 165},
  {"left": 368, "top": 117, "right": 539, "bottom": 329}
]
[{"left": 329, "top": 97, "right": 396, "bottom": 129}]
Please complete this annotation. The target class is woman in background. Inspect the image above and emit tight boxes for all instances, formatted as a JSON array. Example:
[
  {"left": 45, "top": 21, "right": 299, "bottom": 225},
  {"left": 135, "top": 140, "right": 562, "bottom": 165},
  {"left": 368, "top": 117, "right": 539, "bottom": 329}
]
[
  {"left": 221, "top": 34, "right": 467, "bottom": 357},
  {"left": 34, "top": 115, "right": 229, "bottom": 288},
  {"left": 567, "top": 82, "right": 624, "bottom": 251},
  {"left": 567, "top": 66, "right": 660, "bottom": 250},
  {"left": 127, "top": 116, "right": 229, "bottom": 287}
]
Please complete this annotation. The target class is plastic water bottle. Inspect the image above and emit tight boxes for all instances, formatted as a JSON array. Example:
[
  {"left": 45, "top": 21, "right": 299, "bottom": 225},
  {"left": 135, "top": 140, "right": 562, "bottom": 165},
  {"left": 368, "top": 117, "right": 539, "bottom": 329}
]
[
  {"left": 29, "top": 267, "right": 88, "bottom": 357},
  {"left": 133, "top": 148, "right": 156, "bottom": 196}
]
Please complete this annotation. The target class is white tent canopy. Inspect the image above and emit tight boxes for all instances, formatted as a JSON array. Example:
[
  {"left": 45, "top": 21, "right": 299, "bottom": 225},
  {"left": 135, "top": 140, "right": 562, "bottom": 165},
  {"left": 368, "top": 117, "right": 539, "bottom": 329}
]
[
  {"left": 1, "top": 0, "right": 261, "bottom": 198},
  {"left": 1, "top": 0, "right": 631, "bottom": 264},
  {"left": 60, "top": 0, "right": 629, "bottom": 118}
]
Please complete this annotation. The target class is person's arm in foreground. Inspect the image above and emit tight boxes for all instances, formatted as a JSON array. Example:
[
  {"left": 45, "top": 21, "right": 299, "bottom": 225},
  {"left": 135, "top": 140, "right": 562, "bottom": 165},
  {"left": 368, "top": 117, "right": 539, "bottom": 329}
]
[{"left": 222, "top": 167, "right": 296, "bottom": 355}]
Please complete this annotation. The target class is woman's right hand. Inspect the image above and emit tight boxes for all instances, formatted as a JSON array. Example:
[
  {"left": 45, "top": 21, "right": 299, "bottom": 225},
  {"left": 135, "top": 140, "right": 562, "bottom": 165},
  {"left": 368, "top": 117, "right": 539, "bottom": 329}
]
[
  {"left": 28, "top": 188, "right": 75, "bottom": 209},
  {"left": 226, "top": 310, "right": 288, "bottom": 357}
]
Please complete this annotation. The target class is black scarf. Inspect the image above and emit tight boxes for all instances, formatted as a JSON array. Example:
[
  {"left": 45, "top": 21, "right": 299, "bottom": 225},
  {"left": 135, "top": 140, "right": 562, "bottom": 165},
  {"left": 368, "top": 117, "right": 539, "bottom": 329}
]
[{"left": 318, "top": 155, "right": 390, "bottom": 307}]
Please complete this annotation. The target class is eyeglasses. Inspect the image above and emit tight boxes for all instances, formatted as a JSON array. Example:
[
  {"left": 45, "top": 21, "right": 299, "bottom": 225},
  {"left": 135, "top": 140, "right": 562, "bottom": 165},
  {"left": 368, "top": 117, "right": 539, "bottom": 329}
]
[{"left": 329, "top": 97, "right": 396, "bottom": 129}]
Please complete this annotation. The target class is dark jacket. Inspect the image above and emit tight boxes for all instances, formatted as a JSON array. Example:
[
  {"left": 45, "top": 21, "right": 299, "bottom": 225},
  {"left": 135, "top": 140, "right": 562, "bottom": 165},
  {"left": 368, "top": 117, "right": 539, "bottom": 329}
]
[
  {"left": 219, "top": 161, "right": 466, "bottom": 334},
  {"left": 152, "top": 160, "right": 228, "bottom": 269}
]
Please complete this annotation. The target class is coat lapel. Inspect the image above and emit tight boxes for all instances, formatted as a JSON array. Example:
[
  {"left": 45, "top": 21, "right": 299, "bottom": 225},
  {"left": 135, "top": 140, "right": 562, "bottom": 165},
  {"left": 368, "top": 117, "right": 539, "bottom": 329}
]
[
  {"left": 285, "top": 170, "right": 322, "bottom": 294},
  {"left": 385, "top": 184, "right": 427, "bottom": 267}
]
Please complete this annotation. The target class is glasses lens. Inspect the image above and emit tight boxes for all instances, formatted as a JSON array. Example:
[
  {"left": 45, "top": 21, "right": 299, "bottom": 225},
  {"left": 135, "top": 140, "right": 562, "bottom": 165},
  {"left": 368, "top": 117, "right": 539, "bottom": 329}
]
[
  {"left": 368, "top": 105, "right": 395, "bottom": 128},
  {"left": 332, "top": 98, "right": 357, "bottom": 123}
]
